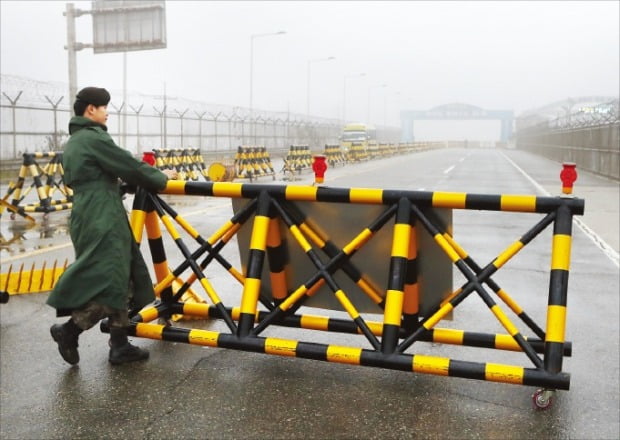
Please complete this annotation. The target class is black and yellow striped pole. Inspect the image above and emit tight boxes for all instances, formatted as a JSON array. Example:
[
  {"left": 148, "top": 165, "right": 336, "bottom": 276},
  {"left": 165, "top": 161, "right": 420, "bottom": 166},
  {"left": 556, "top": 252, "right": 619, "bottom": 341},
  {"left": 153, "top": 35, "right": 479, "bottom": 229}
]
[
  {"left": 107, "top": 319, "right": 570, "bottom": 390},
  {"left": 381, "top": 198, "right": 411, "bottom": 354},
  {"left": 22, "top": 153, "right": 51, "bottom": 210},
  {"left": 545, "top": 203, "right": 572, "bottom": 374},
  {"left": 402, "top": 219, "right": 420, "bottom": 332},
  {"left": 148, "top": 301, "right": 567, "bottom": 356},
  {"left": 266, "top": 216, "right": 289, "bottom": 305},
  {"left": 129, "top": 188, "right": 171, "bottom": 297},
  {"left": 536, "top": 202, "right": 574, "bottom": 408},
  {"left": 238, "top": 192, "right": 271, "bottom": 336}
]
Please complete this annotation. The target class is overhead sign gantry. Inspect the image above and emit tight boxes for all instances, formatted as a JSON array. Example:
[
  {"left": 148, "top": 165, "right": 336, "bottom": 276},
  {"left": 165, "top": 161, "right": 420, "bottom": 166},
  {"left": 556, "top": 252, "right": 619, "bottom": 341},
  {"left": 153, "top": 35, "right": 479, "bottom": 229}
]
[{"left": 400, "top": 103, "right": 514, "bottom": 143}]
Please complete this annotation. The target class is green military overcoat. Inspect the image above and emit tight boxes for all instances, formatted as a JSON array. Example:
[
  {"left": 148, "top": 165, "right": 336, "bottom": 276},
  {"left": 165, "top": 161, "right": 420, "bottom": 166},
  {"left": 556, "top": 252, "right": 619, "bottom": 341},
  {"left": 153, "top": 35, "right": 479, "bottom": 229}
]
[{"left": 47, "top": 116, "right": 168, "bottom": 315}]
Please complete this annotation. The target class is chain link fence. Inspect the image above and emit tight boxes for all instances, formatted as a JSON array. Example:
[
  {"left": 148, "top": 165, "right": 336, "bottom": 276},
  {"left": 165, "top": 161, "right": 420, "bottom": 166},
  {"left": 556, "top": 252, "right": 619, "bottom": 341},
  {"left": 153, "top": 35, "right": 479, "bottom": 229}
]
[
  {"left": 1, "top": 74, "right": 401, "bottom": 165},
  {"left": 0, "top": 91, "right": 341, "bottom": 158}
]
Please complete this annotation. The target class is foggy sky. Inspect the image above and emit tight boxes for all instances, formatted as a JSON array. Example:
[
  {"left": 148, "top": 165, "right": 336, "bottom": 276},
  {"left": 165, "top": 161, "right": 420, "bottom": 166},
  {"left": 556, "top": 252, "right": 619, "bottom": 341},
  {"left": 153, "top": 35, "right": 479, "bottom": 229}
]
[{"left": 1, "top": 0, "right": 619, "bottom": 128}]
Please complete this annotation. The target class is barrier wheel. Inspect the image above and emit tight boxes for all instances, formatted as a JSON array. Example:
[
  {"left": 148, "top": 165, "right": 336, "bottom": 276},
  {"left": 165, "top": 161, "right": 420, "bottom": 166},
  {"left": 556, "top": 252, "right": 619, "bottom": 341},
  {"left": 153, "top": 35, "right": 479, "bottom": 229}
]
[{"left": 532, "top": 389, "right": 554, "bottom": 410}]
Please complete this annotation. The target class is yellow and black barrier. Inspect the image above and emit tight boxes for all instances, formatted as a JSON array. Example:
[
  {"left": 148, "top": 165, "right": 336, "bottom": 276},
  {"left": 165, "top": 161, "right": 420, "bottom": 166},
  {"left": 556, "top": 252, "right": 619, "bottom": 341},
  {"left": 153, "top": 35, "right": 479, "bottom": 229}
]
[
  {"left": 346, "top": 142, "right": 369, "bottom": 162},
  {"left": 233, "top": 146, "right": 253, "bottom": 180},
  {"left": 0, "top": 152, "right": 73, "bottom": 221},
  {"left": 323, "top": 144, "right": 347, "bottom": 167},
  {"left": 390, "top": 142, "right": 445, "bottom": 155},
  {"left": 255, "top": 146, "right": 276, "bottom": 179},
  {"left": 397, "top": 142, "right": 420, "bottom": 154},
  {"left": 153, "top": 148, "right": 210, "bottom": 181},
  {"left": 282, "top": 145, "right": 313, "bottom": 177},
  {"left": 367, "top": 142, "right": 380, "bottom": 159},
  {"left": 101, "top": 180, "right": 582, "bottom": 407},
  {"left": 233, "top": 146, "right": 276, "bottom": 181},
  {"left": 378, "top": 143, "right": 396, "bottom": 157}
]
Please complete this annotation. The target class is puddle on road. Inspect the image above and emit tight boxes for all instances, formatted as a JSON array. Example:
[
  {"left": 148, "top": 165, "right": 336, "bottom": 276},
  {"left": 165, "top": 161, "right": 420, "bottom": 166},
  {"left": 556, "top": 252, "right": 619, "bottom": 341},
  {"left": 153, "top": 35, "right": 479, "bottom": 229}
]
[
  {"left": 0, "top": 211, "right": 70, "bottom": 257},
  {"left": 0, "top": 194, "right": 229, "bottom": 259}
]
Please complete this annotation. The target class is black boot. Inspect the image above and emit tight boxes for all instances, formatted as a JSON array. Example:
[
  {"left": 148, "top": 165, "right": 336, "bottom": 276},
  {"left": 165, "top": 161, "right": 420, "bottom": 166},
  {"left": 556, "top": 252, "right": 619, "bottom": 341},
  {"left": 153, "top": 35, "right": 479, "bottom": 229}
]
[
  {"left": 108, "top": 327, "right": 149, "bottom": 365},
  {"left": 50, "top": 319, "right": 83, "bottom": 365}
]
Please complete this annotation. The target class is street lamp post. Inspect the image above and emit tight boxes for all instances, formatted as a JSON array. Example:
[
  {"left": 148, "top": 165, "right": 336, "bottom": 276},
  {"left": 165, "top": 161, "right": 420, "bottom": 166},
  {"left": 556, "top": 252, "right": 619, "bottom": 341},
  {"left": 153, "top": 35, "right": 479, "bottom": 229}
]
[
  {"left": 306, "top": 56, "right": 335, "bottom": 119},
  {"left": 367, "top": 83, "right": 387, "bottom": 124},
  {"left": 342, "top": 72, "right": 366, "bottom": 123},
  {"left": 384, "top": 90, "right": 387, "bottom": 128}
]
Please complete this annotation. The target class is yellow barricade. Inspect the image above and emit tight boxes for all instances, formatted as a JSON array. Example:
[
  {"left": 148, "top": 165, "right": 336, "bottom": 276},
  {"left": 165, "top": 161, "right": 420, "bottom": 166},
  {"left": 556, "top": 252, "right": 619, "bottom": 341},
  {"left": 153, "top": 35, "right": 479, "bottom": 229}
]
[
  {"left": 103, "top": 179, "right": 583, "bottom": 409},
  {"left": 0, "top": 152, "right": 73, "bottom": 222},
  {"left": 323, "top": 144, "right": 347, "bottom": 167},
  {"left": 153, "top": 148, "right": 210, "bottom": 181},
  {"left": 233, "top": 146, "right": 276, "bottom": 181}
]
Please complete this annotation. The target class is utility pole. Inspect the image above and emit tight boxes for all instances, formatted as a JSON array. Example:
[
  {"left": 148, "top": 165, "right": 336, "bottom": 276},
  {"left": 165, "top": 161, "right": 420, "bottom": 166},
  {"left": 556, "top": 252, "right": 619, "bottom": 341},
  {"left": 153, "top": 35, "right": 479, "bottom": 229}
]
[{"left": 65, "top": 3, "right": 78, "bottom": 108}]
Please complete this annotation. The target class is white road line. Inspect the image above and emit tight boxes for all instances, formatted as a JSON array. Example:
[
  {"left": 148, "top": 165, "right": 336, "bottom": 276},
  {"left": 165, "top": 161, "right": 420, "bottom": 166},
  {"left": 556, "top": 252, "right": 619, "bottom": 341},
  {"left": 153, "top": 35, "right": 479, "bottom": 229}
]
[
  {"left": 501, "top": 151, "right": 619, "bottom": 268},
  {"left": 443, "top": 165, "right": 455, "bottom": 174},
  {"left": 1, "top": 242, "right": 72, "bottom": 264}
]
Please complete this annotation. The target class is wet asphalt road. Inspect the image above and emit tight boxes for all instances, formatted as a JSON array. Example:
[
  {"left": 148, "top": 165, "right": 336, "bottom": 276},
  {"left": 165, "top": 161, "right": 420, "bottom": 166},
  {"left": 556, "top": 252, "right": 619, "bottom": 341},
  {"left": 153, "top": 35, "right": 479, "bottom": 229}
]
[{"left": 1, "top": 148, "right": 619, "bottom": 439}]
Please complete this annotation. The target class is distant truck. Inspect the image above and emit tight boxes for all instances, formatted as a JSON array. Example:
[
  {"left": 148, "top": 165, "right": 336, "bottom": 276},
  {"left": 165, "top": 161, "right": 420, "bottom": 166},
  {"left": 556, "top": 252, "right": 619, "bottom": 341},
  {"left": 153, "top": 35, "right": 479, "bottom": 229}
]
[
  {"left": 340, "top": 122, "right": 375, "bottom": 161},
  {"left": 341, "top": 122, "right": 377, "bottom": 147}
]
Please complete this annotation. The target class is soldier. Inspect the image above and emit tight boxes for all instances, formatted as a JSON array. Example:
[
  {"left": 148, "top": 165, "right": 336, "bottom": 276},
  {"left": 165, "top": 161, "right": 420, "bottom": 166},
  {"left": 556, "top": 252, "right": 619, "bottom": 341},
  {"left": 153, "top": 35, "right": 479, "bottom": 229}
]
[{"left": 47, "top": 87, "right": 177, "bottom": 365}]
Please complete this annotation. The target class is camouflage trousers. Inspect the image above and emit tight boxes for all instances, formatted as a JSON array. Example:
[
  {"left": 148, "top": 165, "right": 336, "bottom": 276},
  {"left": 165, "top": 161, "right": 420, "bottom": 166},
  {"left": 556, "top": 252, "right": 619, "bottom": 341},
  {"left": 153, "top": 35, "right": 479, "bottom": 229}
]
[{"left": 71, "top": 301, "right": 129, "bottom": 330}]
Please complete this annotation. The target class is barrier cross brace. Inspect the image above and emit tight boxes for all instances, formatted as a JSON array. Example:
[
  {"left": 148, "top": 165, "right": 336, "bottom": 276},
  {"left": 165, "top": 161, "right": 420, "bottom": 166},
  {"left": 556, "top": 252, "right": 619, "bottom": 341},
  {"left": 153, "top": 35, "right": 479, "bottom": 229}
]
[{"left": 103, "top": 181, "right": 583, "bottom": 400}]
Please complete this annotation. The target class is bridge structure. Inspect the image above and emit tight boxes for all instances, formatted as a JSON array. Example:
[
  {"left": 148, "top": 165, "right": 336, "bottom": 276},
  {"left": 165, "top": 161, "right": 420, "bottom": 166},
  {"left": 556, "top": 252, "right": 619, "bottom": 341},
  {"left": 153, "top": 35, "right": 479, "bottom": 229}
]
[{"left": 400, "top": 103, "right": 514, "bottom": 143}]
